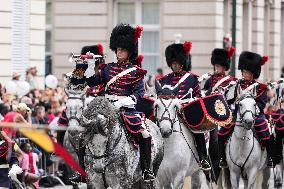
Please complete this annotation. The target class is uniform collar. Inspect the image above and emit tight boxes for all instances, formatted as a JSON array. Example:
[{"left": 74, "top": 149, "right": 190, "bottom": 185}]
[{"left": 173, "top": 71, "right": 186, "bottom": 77}]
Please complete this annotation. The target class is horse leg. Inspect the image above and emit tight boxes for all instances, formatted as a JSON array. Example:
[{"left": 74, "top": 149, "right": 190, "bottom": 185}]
[
  {"left": 261, "top": 167, "right": 270, "bottom": 189},
  {"left": 229, "top": 170, "right": 240, "bottom": 189},
  {"left": 173, "top": 171, "right": 186, "bottom": 189},
  {"left": 246, "top": 167, "right": 258, "bottom": 189},
  {"left": 191, "top": 170, "right": 202, "bottom": 189},
  {"left": 274, "top": 163, "right": 283, "bottom": 189}
]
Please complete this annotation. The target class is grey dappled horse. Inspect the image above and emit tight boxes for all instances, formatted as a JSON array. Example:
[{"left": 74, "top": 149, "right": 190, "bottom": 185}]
[
  {"left": 226, "top": 87, "right": 269, "bottom": 189},
  {"left": 81, "top": 97, "right": 164, "bottom": 189}
]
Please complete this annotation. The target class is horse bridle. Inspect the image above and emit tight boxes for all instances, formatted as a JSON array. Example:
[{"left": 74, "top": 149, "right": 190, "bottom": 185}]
[
  {"left": 67, "top": 96, "right": 85, "bottom": 123},
  {"left": 236, "top": 94, "right": 257, "bottom": 127},
  {"left": 155, "top": 98, "right": 180, "bottom": 134}
]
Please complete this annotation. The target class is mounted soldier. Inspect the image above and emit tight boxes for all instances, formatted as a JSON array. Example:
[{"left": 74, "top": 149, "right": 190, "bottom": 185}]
[
  {"left": 218, "top": 51, "right": 276, "bottom": 168},
  {"left": 158, "top": 41, "right": 211, "bottom": 171},
  {"left": 84, "top": 23, "right": 155, "bottom": 182},
  {"left": 58, "top": 44, "right": 105, "bottom": 183},
  {"left": 200, "top": 47, "right": 237, "bottom": 181}
]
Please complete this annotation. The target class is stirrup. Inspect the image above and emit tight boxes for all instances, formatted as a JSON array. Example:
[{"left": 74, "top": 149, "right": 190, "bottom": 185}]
[
  {"left": 143, "top": 169, "right": 155, "bottom": 182},
  {"left": 200, "top": 159, "right": 211, "bottom": 171},
  {"left": 219, "top": 158, "right": 228, "bottom": 169}
]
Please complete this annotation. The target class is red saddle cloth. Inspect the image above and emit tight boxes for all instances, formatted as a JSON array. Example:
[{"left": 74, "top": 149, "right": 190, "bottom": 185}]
[{"left": 181, "top": 94, "right": 232, "bottom": 132}]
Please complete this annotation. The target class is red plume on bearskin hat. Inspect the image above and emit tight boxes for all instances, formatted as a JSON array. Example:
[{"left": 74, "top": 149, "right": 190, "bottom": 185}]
[
  {"left": 165, "top": 41, "right": 192, "bottom": 71},
  {"left": 238, "top": 51, "right": 269, "bottom": 79},
  {"left": 211, "top": 46, "right": 235, "bottom": 71}
]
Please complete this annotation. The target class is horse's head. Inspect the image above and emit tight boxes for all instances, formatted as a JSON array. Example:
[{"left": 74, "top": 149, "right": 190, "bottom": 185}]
[
  {"left": 153, "top": 80, "right": 182, "bottom": 138},
  {"left": 65, "top": 89, "right": 85, "bottom": 125},
  {"left": 236, "top": 85, "right": 259, "bottom": 130},
  {"left": 81, "top": 97, "right": 119, "bottom": 137}
]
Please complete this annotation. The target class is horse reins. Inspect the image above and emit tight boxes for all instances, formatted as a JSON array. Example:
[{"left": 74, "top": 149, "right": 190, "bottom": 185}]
[
  {"left": 229, "top": 94, "right": 256, "bottom": 179},
  {"left": 155, "top": 98, "right": 200, "bottom": 164},
  {"left": 155, "top": 98, "right": 179, "bottom": 133}
]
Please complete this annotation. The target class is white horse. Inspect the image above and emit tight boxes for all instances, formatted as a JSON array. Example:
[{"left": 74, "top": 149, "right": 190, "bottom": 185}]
[
  {"left": 226, "top": 87, "right": 267, "bottom": 189},
  {"left": 150, "top": 82, "right": 201, "bottom": 189}
]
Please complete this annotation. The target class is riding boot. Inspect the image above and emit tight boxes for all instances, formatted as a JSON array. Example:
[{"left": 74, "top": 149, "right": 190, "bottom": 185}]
[
  {"left": 139, "top": 137, "right": 155, "bottom": 182},
  {"left": 193, "top": 133, "right": 211, "bottom": 171},
  {"left": 265, "top": 138, "right": 275, "bottom": 168},
  {"left": 275, "top": 131, "right": 283, "bottom": 164},
  {"left": 274, "top": 134, "right": 283, "bottom": 165},
  {"left": 218, "top": 136, "right": 228, "bottom": 168},
  {"left": 69, "top": 139, "right": 86, "bottom": 183}
]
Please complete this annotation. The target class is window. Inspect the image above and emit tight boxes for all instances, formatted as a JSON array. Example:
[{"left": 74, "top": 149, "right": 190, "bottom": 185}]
[
  {"left": 45, "top": 0, "right": 52, "bottom": 75},
  {"left": 115, "top": 0, "right": 160, "bottom": 75}
]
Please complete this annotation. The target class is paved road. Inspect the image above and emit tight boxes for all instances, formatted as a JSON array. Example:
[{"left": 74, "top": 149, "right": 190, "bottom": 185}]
[{"left": 45, "top": 171, "right": 280, "bottom": 189}]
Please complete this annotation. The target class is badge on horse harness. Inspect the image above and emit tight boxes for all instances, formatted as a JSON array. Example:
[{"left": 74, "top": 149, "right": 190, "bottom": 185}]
[{"left": 214, "top": 99, "right": 226, "bottom": 116}]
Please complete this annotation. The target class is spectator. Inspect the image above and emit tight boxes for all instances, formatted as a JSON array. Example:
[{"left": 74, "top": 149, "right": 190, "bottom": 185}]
[
  {"left": 2, "top": 103, "right": 32, "bottom": 138},
  {"left": 32, "top": 106, "right": 48, "bottom": 125},
  {"left": 0, "top": 103, "right": 10, "bottom": 121},
  {"left": 20, "top": 142, "right": 41, "bottom": 188},
  {"left": 26, "top": 66, "right": 38, "bottom": 90},
  {"left": 12, "top": 72, "right": 21, "bottom": 81}
]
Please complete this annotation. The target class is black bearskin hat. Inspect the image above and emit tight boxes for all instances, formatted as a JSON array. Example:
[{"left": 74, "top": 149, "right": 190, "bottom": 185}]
[
  {"left": 110, "top": 24, "right": 143, "bottom": 62},
  {"left": 81, "top": 44, "right": 104, "bottom": 56},
  {"left": 238, "top": 51, "right": 269, "bottom": 79},
  {"left": 70, "top": 44, "right": 105, "bottom": 89},
  {"left": 165, "top": 41, "right": 192, "bottom": 71},
  {"left": 211, "top": 46, "right": 235, "bottom": 71}
]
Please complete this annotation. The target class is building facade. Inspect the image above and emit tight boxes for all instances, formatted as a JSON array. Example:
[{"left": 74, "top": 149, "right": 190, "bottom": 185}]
[
  {"left": 0, "top": 0, "right": 46, "bottom": 87},
  {"left": 1, "top": 0, "right": 284, "bottom": 87}
]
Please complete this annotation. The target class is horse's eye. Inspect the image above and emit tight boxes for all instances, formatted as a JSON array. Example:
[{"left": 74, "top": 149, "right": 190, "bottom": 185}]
[{"left": 239, "top": 104, "right": 242, "bottom": 107}]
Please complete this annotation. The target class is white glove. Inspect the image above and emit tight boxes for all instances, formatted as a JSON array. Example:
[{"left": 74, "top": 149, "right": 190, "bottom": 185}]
[
  {"left": 84, "top": 63, "right": 96, "bottom": 78},
  {"left": 113, "top": 97, "right": 136, "bottom": 109},
  {"left": 8, "top": 164, "right": 22, "bottom": 180}
]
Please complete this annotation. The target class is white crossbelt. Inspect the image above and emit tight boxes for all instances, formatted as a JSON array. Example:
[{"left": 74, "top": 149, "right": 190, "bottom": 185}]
[
  {"left": 105, "top": 67, "right": 137, "bottom": 91},
  {"left": 0, "top": 164, "right": 9, "bottom": 169},
  {"left": 212, "top": 75, "right": 231, "bottom": 92},
  {"left": 105, "top": 94, "right": 127, "bottom": 102}
]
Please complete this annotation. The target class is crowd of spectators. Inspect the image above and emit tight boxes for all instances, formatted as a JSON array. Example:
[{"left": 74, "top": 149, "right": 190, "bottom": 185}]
[{"left": 0, "top": 67, "right": 68, "bottom": 187}]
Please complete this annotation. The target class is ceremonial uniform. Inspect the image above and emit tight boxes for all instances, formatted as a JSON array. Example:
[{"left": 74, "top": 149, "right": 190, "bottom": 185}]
[
  {"left": 85, "top": 24, "right": 154, "bottom": 181},
  {"left": 159, "top": 41, "right": 211, "bottom": 171},
  {"left": 218, "top": 51, "right": 275, "bottom": 167},
  {"left": 202, "top": 47, "right": 236, "bottom": 175},
  {"left": 270, "top": 109, "right": 284, "bottom": 164},
  {"left": 60, "top": 44, "right": 105, "bottom": 183}
]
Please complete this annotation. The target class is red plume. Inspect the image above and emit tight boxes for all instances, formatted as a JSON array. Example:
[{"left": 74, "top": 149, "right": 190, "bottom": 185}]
[
  {"left": 97, "top": 43, "right": 103, "bottom": 55},
  {"left": 136, "top": 54, "right": 144, "bottom": 67},
  {"left": 260, "top": 56, "right": 269, "bottom": 66},
  {"left": 183, "top": 41, "right": 192, "bottom": 54},
  {"left": 227, "top": 46, "right": 236, "bottom": 58},
  {"left": 134, "top": 25, "right": 143, "bottom": 43}
]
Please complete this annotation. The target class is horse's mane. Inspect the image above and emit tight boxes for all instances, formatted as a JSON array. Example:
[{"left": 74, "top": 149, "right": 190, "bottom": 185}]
[
  {"left": 82, "top": 97, "right": 119, "bottom": 142},
  {"left": 83, "top": 96, "right": 119, "bottom": 126}
]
